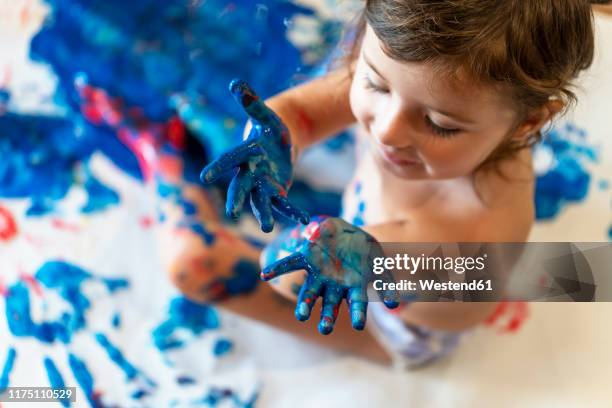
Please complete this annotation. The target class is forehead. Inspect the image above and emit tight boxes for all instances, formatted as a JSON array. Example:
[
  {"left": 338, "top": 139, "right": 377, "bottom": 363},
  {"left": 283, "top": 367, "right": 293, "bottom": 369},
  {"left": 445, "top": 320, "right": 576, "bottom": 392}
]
[{"left": 361, "top": 25, "right": 514, "bottom": 120}]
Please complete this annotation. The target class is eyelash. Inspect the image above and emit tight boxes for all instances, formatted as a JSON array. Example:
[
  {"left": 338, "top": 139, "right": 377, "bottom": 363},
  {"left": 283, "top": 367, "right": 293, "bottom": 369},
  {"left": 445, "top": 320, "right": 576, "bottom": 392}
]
[
  {"left": 363, "top": 74, "right": 461, "bottom": 138},
  {"left": 363, "top": 75, "right": 388, "bottom": 94},
  {"left": 424, "top": 115, "right": 461, "bottom": 138}
]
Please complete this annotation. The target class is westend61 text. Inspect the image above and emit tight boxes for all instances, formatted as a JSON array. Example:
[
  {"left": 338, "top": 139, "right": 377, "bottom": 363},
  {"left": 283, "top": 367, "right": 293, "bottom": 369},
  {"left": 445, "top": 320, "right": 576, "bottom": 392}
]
[{"left": 373, "top": 279, "right": 493, "bottom": 292}]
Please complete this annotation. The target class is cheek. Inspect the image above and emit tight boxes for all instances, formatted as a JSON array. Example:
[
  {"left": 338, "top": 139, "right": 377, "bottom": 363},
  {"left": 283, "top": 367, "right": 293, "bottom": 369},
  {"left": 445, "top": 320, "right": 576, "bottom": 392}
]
[{"left": 419, "top": 133, "right": 505, "bottom": 175}]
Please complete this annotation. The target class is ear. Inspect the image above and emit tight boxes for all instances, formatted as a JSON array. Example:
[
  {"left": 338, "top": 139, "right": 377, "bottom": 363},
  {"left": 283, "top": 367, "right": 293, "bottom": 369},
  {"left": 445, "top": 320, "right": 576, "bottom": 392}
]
[{"left": 511, "top": 99, "right": 564, "bottom": 141}]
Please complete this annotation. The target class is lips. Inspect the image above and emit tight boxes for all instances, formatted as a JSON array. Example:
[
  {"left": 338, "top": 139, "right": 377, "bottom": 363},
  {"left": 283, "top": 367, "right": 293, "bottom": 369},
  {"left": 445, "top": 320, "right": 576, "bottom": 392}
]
[{"left": 378, "top": 147, "right": 421, "bottom": 166}]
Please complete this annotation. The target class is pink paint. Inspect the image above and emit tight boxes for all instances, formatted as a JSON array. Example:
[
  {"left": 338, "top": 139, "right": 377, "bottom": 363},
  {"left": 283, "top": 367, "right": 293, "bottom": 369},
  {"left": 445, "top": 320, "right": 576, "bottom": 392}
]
[
  {"left": 484, "top": 301, "right": 529, "bottom": 333},
  {"left": 139, "top": 215, "right": 154, "bottom": 229},
  {"left": 117, "top": 128, "right": 157, "bottom": 182},
  {"left": 167, "top": 116, "right": 185, "bottom": 150},
  {"left": 51, "top": 218, "right": 80, "bottom": 233},
  {"left": 0, "top": 205, "right": 18, "bottom": 241},
  {"left": 0, "top": 277, "right": 7, "bottom": 297},
  {"left": 20, "top": 273, "right": 43, "bottom": 297}
]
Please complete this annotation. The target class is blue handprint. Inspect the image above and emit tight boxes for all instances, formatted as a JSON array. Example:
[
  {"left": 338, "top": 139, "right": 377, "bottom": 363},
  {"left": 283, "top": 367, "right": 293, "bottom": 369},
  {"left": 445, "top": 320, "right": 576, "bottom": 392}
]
[
  {"left": 200, "top": 79, "right": 309, "bottom": 232},
  {"left": 261, "top": 216, "right": 399, "bottom": 335}
]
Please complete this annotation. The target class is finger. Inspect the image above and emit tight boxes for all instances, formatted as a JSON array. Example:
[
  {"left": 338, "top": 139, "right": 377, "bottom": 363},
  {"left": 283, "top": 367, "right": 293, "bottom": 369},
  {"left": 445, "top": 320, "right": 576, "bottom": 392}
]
[
  {"left": 200, "top": 140, "right": 262, "bottom": 183},
  {"left": 377, "top": 269, "right": 400, "bottom": 309},
  {"left": 229, "top": 79, "right": 278, "bottom": 126},
  {"left": 271, "top": 194, "right": 310, "bottom": 225},
  {"left": 318, "top": 284, "right": 343, "bottom": 335},
  {"left": 295, "top": 274, "right": 323, "bottom": 322},
  {"left": 347, "top": 287, "right": 368, "bottom": 330},
  {"left": 251, "top": 185, "right": 275, "bottom": 232},
  {"left": 260, "top": 252, "right": 308, "bottom": 281},
  {"left": 226, "top": 168, "right": 254, "bottom": 219}
]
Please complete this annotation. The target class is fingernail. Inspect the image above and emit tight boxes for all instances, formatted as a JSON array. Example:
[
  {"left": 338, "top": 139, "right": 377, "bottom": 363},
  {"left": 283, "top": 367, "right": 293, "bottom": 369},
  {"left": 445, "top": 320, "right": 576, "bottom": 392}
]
[
  {"left": 318, "top": 319, "right": 333, "bottom": 335},
  {"left": 296, "top": 302, "right": 309, "bottom": 320},
  {"left": 351, "top": 310, "right": 365, "bottom": 329},
  {"left": 229, "top": 78, "right": 245, "bottom": 94},
  {"left": 384, "top": 299, "right": 400, "bottom": 309}
]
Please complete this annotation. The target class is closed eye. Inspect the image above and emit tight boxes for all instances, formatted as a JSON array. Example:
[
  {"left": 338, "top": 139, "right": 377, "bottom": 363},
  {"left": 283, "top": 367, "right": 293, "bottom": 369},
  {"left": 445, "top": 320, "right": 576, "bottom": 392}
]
[
  {"left": 424, "top": 115, "right": 461, "bottom": 138},
  {"left": 363, "top": 75, "right": 389, "bottom": 94}
]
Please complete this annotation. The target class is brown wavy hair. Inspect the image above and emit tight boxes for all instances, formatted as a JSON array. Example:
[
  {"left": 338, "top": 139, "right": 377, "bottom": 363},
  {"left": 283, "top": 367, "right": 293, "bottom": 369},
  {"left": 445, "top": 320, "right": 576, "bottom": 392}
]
[{"left": 336, "top": 0, "right": 597, "bottom": 169}]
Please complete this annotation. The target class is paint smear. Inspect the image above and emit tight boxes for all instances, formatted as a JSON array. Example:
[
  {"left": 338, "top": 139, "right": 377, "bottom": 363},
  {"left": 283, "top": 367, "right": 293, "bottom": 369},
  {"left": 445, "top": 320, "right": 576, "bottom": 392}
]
[
  {"left": 534, "top": 123, "right": 598, "bottom": 221},
  {"left": 152, "top": 296, "right": 219, "bottom": 352}
]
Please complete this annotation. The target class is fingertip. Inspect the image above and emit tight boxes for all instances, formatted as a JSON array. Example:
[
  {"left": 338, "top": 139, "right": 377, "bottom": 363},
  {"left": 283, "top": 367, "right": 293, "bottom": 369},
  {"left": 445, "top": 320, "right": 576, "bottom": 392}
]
[
  {"left": 226, "top": 208, "right": 239, "bottom": 220},
  {"left": 384, "top": 299, "right": 400, "bottom": 309},
  {"left": 352, "top": 322, "right": 365, "bottom": 331},
  {"left": 351, "top": 311, "right": 366, "bottom": 330},
  {"left": 295, "top": 302, "right": 310, "bottom": 321},
  {"left": 229, "top": 78, "right": 245, "bottom": 95},
  {"left": 199, "top": 169, "right": 209, "bottom": 183},
  {"left": 261, "top": 222, "right": 274, "bottom": 233},
  {"left": 318, "top": 320, "right": 333, "bottom": 335},
  {"left": 260, "top": 268, "right": 273, "bottom": 281}
]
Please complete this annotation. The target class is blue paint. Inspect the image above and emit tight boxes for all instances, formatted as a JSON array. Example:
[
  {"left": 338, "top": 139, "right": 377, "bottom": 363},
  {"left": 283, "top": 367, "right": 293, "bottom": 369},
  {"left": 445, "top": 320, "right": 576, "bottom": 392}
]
[
  {"left": 112, "top": 312, "right": 121, "bottom": 328},
  {"left": 0, "top": 347, "right": 16, "bottom": 390},
  {"left": 195, "top": 387, "right": 259, "bottom": 408},
  {"left": 200, "top": 259, "right": 261, "bottom": 301},
  {"left": 177, "top": 220, "right": 216, "bottom": 246},
  {"left": 0, "top": 113, "right": 136, "bottom": 216},
  {"left": 152, "top": 297, "right": 220, "bottom": 351},
  {"left": 200, "top": 79, "right": 310, "bottom": 232},
  {"left": 94, "top": 333, "right": 138, "bottom": 380},
  {"left": 598, "top": 179, "right": 609, "bottom": 190},
  {"left": 178, "top": 197, "right": 198, "bottom": 216},
  {"left": 535, "top": 124, "right": 598, "bottom": 220},
  {"left": 30, "top": 0, "right": 318, "bottom": 155},
  {"left": 5, "top": 282, "right": 71, "bottom": 343},
  {"left": 5, "top": 261, "right": 128, "bottom": 343},
  {"left": 213, "top": 339, "right": 233, "bottom": 357},
  {"left": 608, "top": 225, "right": 612, "bottom": 241},
  {"left": 261, "top": 216, "right": 399, "bottom": 334},
  {"left": 102, "top": 278, "right": 130, "bottom": 293},
  {"left": 44, "top": 357, "right": 70, "bottom": 408},
  {"left": 176, "top": 376, "right": 196, "bottom": 385},
  {"left": 131, "top": 389, "right": 149, "bottom": 399},
  {"left": 1, "top": 0, "right": 346, "bottom": 220},
  {"left": 68, "top": 353, "right": 97, "bottom": 407},
  {"left": 81, "top": 171, "right": 120, "bottom": 213}
]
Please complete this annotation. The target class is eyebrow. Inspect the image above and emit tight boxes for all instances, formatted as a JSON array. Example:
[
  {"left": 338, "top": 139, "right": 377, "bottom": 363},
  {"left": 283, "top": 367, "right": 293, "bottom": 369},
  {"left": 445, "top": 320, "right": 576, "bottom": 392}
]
[
  {"left": 363, "top": 52, "right": 476, "bottom": 125},
  {"left": 362, "top": 52, "right": 387, "bottom": 81}
]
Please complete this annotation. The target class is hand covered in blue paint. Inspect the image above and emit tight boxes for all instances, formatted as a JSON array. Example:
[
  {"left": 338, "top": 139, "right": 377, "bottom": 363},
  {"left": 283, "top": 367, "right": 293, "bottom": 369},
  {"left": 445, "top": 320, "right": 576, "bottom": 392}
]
[
  {"left": 261, "top": 216, "right": 400, "bottom": 335},
  {"left": 200, "top": 79, "right": 309, "bottom": 232}
]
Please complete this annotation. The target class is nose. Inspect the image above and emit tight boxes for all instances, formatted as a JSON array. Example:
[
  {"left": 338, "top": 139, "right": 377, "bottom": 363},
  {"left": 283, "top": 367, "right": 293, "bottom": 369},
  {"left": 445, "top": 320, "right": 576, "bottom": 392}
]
[{"left": 371, "top": 102, "right": 413, "bottom": 149}]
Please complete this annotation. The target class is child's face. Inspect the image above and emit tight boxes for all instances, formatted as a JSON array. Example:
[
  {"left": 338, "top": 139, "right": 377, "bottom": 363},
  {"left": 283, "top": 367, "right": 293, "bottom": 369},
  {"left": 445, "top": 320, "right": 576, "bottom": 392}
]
[{"left": 350, "top": 26, "right": 520, "bottom": 180}]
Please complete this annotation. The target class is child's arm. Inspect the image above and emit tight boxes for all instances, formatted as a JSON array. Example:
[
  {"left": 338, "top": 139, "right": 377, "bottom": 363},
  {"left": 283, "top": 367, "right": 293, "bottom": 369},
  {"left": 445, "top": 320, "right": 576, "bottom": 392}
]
[{"left": 258, "top": 67, "right": 356, "bottom": 152}]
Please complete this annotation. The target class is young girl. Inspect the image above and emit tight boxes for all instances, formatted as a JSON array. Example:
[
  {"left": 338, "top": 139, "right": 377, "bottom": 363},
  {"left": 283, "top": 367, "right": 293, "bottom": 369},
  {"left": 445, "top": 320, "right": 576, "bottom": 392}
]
[{"left": 161, "top": 0, "right": 599, "bottom": 367}]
